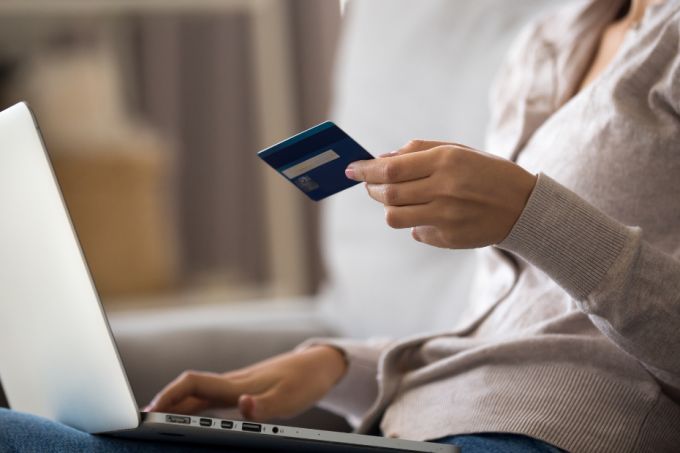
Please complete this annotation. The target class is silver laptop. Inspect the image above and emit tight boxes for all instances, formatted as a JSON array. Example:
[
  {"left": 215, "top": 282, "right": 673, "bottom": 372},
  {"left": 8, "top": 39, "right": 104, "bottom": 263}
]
[{"left": 0, "top": 102, "right": 458, "bottom": 453}]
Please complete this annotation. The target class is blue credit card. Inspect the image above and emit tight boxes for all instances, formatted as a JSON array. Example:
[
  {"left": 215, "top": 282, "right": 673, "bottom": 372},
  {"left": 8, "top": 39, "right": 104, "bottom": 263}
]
[{"left": 257, "top": 121, "right": 374, "bottom": 201}]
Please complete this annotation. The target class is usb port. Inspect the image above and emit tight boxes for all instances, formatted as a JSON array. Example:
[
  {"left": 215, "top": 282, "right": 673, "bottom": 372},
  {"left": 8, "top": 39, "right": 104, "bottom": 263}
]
[
  {"left": 241, "top": 422, "right": 262, "bottom": 433},
  {"left": 166, "top": 415, "right": 191, "bottom": 425},
  {"left": 199, "top": 418, "right": 212, "bottom": 427},
  {"left": 221, "top": 420, "right": 234, "bottom": 429}
]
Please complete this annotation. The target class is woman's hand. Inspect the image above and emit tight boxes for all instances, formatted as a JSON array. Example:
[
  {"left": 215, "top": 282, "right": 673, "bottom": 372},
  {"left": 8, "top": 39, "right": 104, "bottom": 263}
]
[
  {"left": 144, "top": 346, "right": 347, "bottom": 422},
  {"left": 345, "top": 140, "right": 537, "bottom": 249}
]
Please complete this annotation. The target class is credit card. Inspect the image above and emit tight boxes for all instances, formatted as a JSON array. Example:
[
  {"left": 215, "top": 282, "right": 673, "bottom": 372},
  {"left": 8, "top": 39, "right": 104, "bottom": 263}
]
[{"left": 257, "top": 121, "right": 374, "bottom": 201}]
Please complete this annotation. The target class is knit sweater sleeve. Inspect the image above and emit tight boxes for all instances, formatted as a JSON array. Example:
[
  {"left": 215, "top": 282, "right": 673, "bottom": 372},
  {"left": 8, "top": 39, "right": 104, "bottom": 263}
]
[
  {"left": 295, "top": 337, "right": 394, "bottom": 427},
  {"left": 498, "top": 173, "right": 680, "bottom": 395}
]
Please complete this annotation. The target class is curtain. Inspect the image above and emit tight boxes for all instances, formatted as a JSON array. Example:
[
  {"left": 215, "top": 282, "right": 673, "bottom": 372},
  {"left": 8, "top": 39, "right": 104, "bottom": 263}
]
[{"left": 131, "top": 2, "right": 340, "bottom": 292}]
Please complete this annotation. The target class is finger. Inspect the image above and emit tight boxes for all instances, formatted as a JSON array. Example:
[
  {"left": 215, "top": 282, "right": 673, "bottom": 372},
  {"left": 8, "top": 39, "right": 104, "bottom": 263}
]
[
  {"left": 396, "top": 139, "right": 453, "bottom": 155},
  {"left": 396, "top": 140, "right": 474, "bottom": 156},
  {"left": 165, "top": 396, "right": 211, "bottom": 415},
  {"left": 384, "top": 203, "right": 441, "bottom": 229},
  {"left": 379, "top": 140, "right": 474, "bottom": 158},
  {"left": 365, "top": 177, "right": 437, "bottom": 206},
  {"left": 346, "top": 149, "right": 438, "bottom": 183},
  {"left": 378, "top": 140, "right": 448, "bottom": 158},
  {"left": 148, "top": 371, "right": 244, "bottom": 412}
]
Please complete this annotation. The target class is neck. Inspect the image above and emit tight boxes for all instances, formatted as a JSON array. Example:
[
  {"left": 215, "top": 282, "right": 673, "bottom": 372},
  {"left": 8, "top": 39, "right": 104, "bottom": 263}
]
[{"left": 623, "top": 0, "right": 663, "bottom": 24}]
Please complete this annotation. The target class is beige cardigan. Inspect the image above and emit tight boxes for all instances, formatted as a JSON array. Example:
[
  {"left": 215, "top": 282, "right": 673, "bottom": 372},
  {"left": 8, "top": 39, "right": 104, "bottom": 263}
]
[{"left": 303, "top": 1, "right": 680, "bottom": 451}]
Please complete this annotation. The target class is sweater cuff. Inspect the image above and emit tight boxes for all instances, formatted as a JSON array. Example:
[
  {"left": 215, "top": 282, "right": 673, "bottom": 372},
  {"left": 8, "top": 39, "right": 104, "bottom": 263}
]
[
  {"left": 498, "top": 173, "right": 635, "bottom": 300},
  {"left": 296, "top": 338, "right": 385, "bottom": 428}
]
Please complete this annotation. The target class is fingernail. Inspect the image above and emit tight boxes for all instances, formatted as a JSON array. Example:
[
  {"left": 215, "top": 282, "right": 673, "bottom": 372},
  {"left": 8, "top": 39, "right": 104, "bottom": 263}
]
[
  {"left": 345, "top": 166, "right": 357, "bottom": 180},
  {"left": 378, "top": 150, "right": 399, "bottom": 158}
]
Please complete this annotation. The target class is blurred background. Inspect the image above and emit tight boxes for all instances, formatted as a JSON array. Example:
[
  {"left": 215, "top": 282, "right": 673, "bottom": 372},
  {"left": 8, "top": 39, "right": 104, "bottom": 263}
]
[{"left": 0, "top": 0, "right": 340, "bottom": 309}]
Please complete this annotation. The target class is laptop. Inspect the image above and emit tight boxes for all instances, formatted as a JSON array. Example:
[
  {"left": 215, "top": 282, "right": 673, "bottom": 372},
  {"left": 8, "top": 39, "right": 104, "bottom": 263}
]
[{"left": 0, "top": 102, "right": 458, "bottom": 453}]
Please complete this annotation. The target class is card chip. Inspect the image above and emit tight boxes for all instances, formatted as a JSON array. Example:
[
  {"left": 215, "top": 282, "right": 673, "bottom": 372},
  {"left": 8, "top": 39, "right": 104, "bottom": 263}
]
[{"left": 294, "top": 175, "right": 320, "bottom": 193}]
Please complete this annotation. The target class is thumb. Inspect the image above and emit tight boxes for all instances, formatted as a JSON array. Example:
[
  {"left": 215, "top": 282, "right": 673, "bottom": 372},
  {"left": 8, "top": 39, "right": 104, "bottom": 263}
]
[
  {"left": 238, "top": 394, "right": 256, "bottom": 420},
  {"left": 238, "top": 387, "right": 283, "bottom": 422},
  {"left": 411, "top": 226, "right": 447, "bottom": 248}
]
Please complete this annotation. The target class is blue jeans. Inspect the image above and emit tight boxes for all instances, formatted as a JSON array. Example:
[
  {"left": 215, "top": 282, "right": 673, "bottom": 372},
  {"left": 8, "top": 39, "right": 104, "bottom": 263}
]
[
  {"left": 436, "top": 433, "right": 565, "bottom": 452},
  {"left": 0, "top": 409, "right": 257, "bottom": 453},
  {"left": 0, "top": 409, "right": 564, "bottom": 452}
]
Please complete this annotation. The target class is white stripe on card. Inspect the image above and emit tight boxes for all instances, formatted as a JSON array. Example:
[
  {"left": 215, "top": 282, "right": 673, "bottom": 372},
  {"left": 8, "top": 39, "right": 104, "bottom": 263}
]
[{"left": 281, "top": 150, "right": 340, "bottom": 179}]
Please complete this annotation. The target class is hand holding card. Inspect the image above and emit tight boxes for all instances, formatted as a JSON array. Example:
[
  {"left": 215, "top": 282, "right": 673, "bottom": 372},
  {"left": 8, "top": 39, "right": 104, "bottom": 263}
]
[{"left": 258, "top": 121, "right": 374, "bottom": 201}]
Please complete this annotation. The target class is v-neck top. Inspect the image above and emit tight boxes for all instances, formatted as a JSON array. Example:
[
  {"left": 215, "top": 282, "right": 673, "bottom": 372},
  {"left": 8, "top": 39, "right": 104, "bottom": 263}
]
[{"left": 305, "top": 1, "right": 680, "bottom": 451}]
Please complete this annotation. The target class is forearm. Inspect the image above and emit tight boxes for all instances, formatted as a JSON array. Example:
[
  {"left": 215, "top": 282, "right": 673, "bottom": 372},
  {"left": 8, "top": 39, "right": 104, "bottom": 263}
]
[{"left": 499, "top": 173, "right": 680, "bottom": 391}]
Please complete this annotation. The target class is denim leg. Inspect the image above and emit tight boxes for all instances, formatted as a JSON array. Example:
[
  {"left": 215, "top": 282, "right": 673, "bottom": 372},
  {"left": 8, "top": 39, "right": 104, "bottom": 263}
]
[
  {"left": 435, "top": 432, "right": 566, "bottom": 453},
  {"left": 0, "top": 408, "right": 263, "bottom": 453}
]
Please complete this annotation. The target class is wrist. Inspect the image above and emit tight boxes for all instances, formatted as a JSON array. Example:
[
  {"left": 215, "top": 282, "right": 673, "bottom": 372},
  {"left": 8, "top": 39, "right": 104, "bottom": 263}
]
[
  {"left": 498, "top": 168, "right": 538, "bottom": 244},
  {"left": 308, "top": 345, "right": 348, "bottom": 384},
  {"left": 515, "top": 169, "right": 538, "bottom": 216}
]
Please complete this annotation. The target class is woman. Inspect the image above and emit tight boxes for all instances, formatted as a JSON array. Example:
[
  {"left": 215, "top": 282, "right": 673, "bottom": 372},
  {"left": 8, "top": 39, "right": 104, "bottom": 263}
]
[{"left": 2, "top": 0, "right": 679, "bottom": 451}]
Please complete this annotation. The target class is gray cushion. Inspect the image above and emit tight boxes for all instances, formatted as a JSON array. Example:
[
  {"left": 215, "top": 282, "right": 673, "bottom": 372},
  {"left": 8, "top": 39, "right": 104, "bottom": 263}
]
[{"left": 109, "top": 299, "right": 337, "bottom": 407}]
